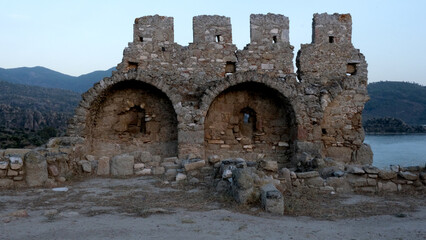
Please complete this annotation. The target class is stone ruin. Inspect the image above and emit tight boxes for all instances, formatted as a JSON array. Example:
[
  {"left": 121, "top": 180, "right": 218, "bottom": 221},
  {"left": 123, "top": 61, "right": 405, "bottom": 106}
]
[
  {"left": 1, "top": 13, "right": 425, "bottom": 214},
  {"left": 68, "top": 13, "right": 371, "bottom": 165}
]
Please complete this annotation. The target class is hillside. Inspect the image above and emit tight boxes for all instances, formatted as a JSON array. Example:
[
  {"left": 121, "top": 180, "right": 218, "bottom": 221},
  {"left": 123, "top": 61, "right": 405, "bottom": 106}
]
[
  {"left": 0, "top": 66, "right": 115, "bottom": 93},
  {"left": 0, "top": 81, "right": 81, "bottom": 148},
  {"left": 363, "top": 81, "right": 426, "bottom": 125}
]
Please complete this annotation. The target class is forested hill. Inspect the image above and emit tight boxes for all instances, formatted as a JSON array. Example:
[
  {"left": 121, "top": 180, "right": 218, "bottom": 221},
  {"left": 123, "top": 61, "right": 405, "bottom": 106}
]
[
  {"left": 0, "top": 66, "right": 115, "bottom": 93},
  {"left": 363, "top": 81, "right": 426, "bottom": 126},
  {"left": 0, "top": 81, "right": 80, "bottom": 131}
]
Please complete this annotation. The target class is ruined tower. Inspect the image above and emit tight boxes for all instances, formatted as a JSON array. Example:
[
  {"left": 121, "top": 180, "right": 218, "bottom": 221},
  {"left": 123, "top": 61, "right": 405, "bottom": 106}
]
[{"left": 68, "top": 13, "right": 371, "bottom": 167}]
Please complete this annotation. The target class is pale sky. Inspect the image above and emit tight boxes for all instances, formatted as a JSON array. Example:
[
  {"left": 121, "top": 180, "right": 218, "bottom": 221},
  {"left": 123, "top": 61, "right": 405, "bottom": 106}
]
[{"left": 1, "top": 0, "right": 426, "bottom": 85}]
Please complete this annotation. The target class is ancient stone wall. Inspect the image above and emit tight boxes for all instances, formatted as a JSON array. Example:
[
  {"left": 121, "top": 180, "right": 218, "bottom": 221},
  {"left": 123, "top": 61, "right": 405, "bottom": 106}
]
[{"left": 68, "top": 12, "right": 369, "bottom": 167}]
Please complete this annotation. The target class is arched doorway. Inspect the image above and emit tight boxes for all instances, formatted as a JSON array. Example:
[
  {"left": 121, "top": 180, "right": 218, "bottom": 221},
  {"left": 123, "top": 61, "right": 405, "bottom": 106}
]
[
  {"left": 204, "top": 82, "right": 296, "bottom": 165},
  {"left": 86, "top": 80, "right": 178, "bottom": 158}
]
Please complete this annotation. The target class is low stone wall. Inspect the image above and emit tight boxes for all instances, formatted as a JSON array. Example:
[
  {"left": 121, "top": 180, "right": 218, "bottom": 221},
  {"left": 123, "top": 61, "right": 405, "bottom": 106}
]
[{"left": 1, "top": 137, "right": 425, "bottom": 215}]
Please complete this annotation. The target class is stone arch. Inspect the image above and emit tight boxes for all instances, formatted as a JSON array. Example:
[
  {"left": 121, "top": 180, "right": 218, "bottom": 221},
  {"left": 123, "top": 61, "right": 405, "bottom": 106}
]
[
  {"left": 68, "top": 70, "right": 180, "bottom": 158},
  {"left": 202, "top": 74, "right": 298, "bottom": 166}
]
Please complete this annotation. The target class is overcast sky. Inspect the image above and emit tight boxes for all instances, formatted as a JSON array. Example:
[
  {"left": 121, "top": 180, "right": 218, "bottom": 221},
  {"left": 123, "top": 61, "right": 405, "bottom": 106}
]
[{"left": 1, "top": 0, "right": 425, "bottom": 85}]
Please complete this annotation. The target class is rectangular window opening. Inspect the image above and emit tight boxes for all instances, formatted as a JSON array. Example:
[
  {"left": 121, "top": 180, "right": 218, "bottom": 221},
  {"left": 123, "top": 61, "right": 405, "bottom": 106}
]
[
  {"left": 272, "top": 36, "right": 277, "bottom": 43},
  {"left": 161, "top": 47, "right": 166, "bottom": 52},
  {"left": 127, "top": 61, "right": 138, "bottom": 70},
  {"left": 346, "top": 63, "right": 357, "bottom": 76},
  {"left": 329, "top": 36, "right": 334, "bottom": 43},
  {"left": 225, "top": 61, "right": 236, "bottom": 73},
  {"left": 139, "top": 36, "right": 144, "bottom": 42},
  {"left": 216, "top": 35, "right": 221, "bottom": 42}
]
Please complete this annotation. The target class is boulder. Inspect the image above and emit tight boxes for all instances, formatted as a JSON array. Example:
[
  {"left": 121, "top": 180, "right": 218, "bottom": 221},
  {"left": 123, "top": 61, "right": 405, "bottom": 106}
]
[
  {"left": 260, "top": 184, "right": 284, "bottom": 215},
  {"left": 110, "top": 154, "right": 134, "bottom": 176},
  {"left": 24, "top": 151, "right": 48, "bottom": 187}
]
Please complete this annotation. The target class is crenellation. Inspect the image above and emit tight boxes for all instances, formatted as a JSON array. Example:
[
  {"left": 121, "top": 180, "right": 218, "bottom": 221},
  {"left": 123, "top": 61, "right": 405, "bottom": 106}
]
[
  {"left": 312, "top": 13, "right": 352, "bottom": 45},
  {"left": 250, "top": 13, "right": 289, "bottom": 44},
  {"left": 192, "top": 15, "right": 232, "bottom": 44}
]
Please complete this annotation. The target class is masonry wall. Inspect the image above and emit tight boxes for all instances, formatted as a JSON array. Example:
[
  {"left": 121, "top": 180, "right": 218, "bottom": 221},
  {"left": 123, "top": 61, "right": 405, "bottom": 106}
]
[{"left": 67, "top": 12, "right": 371, "bottom": 167}]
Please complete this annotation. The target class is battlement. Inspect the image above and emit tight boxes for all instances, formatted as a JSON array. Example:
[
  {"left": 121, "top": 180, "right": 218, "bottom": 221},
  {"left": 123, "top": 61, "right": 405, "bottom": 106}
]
[
  {"left": 250, "top": 13, "right": 289, "bottom": 44},
  {"left": 312, "top": 13, "right": 352, "bottom": 44},
  {"left": 133, "top": 15, "right": 174, "bottom": 43},
  {"left": 193, "top": 15, "right": 232, "bottom": 44}
]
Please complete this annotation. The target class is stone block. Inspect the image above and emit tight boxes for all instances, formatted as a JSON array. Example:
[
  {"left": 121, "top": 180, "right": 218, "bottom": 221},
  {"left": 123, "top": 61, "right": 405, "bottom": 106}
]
[
  {"left": 182, "top": 159, "right": 205, "bottom": 171},
  {"left": 346, "top": 165, "right": 365, "bottom": 174},
  {"left": 165, "top": 169, "right": 177, "bottom": 180},
  {"left": 0, "top": 179, "right": 14, "bottom": 188},
  {"left": 135, "top": 168, "right": 151, "bottom": 175},
  {"left": 208, "top": 155, "right": 221, "bottom": 164},
  {"left": 296, "top": 171, "right": 319, "bottom": 179},
  {"left": 9, "top": 156, "right": 23, "bottom": 170},
  {"left": 110, "top": 154, "right": 134, "bottom": 176},
  {"left": 153, "top": 167, "right": 165, "bottom": 175},
  {"left": 134, "top": 163, "right": 145, "bottom": 170},
  {"left": 0, "top": 161, "right": 9, "bottom": 170},
  {"left": 398, "top": 171, "right": 418, "bottom": 181},
  {"left": 381, "top": 181, "right": 397, "bottom": 192},
  {"left": 5, "top": 149, "right": 31, "bottom": 158},
  {"left": 305, "top": 176, "right": 324, "bottom": 187},
  {"left": 260, "top": 160, "right": 278, "bottom": 172},
  {"left": 176, "top": 173, "right": 187, "bottom": 181},
  {"left": 7, "top": 169, "right": 18, "bottom": 176},
  {"left": 79, "top": 160, "right": 92, "bottom": 173},
  {"left": 48, "top": 165, "right": 59, "bottom": 177},
  {"left": 97, "top": 156, "right": 110, "bottom": 175},
  {"left": 163, "top": 157, "right": 178, "bottom": 163},
  {"left": 24, "top": 151, "right": 48, "bottom": 187},
  {"left": 363, "top": 165, "right": 380, "bottom": 174},
  {"left": 232, "top": 168, "right": 255, "bottom": 190},
  {"left": 326, "top": 147, "right": 353, "bottom": 163},
  {"left": 161, "top": 162, "right": 179, "bottom": 169},
  {"left": 353, "top": 144, "right": 373, "bottom": 165},
  {"left": 378, "top": 170, "right": 397, "bottom": 180},
  {"left": 260, "top": 184, "right": 284, "bottom": 215},
  {"left": 346, "top": 174, "right": 368, "bottom": 187}
]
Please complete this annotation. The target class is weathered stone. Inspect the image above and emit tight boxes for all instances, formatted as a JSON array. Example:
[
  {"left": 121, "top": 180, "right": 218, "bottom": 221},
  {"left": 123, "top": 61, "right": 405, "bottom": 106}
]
[
  {"left": 161, "top": 162, "right": 179, "bottom": 169},
  {"left": 163, "top": 157, "right": 178, "bottom": 163},
  {"left": 97, "top": 156, "right": 110, "bottom": 175},
  {"left": 0, "top": 179, "right": 14, "bottom": 188},
  {"left": 346, "top": 174, "right": 368, "bottom": 187},
  {"left": 305, "top": 176, "right": 324, "bottom": 187},
  {"left": 189, "top": 177, "right": 200, "bottom": 184},
  {"left": 378, "top": 170, "right": 397, "bottom": 180},
  {"left": 7, "top": 169, "right": 18, "bottom": 176},
  {"left": 79, "top": 160, "right": 92, "bottom": 173},
  {"left": 5, "top": 149, "right": 31, "bottom": 158},
  {"left": 135, "top": 168, "right": 151, "bottom": 175},
  {"left": 134, "top": 163, "right": 145, "bottom": 169},
  {"left": 9, "top": 156, "right": 23, "bottom": 170},
  {"left": 260, "top": 183, "right": 284, "bottom": 215},
  {"left": 85, "top": 155, "right": 95, "bottom": 161},
  {"left": 353, "top": 144, "right": 373, "bottom": 165},
  {"left": 326, "top": 147, "right": 353, "bottom": 163},
  {"left": 48, "top": 165, "right": 59, "bottom": 177},
  {"left": 381, "top": 181, "right": 398, "bottom": 192},
  {"left": 24, "top": 151, "right": 48, "bottom": 187},
  {"left": 333, "top": 170, "right": 345, "bottom": 177},
  {"left": 390, "top": 165, "right": 400, "bottom": 172},
  {"left": 56, "top": 176, "right": 66, "bottom": 182},
  {"left": 346, "top": 165, "right": 365, "bottom": 174},
  {"left": 398, "top": 171, "right": 418, "bottom": 181},
  {"left": 420, "top": 172, "right": 426, "bottom": 180},
  {"left": 232, "top": 168, "right": 255, "bottom": 190},
  {"left": 0, "top": 161, "right": 8, "bottom": 170},
  {"left": 208, "top": 155, "right": 221, "bottom": 164},
  {"left": 153, "top": 167, "right": 165, "bottom": 175},
  {"left": 182, "top": 159, "right": 205, "bottom": 171},
  {"left": 176, "top": 173, "right": 187, "bottom": 181},
  {"left": 296, "top": 171, "right": 319, "bottom": 179},
  {"left": 363, "top": 165, "right": 380, "bottom": 174},
  {"left": 326, "top": 177, "right": 352, "bottom": 192},
  {"left": 165, "top": 169, "right": 177, "bottom": 180},
  {"left": 260, "top": 160, "right": 278, "bottom": 172},
  {"left": 110, "top": 154, "right": 134, "bottom": 176}
]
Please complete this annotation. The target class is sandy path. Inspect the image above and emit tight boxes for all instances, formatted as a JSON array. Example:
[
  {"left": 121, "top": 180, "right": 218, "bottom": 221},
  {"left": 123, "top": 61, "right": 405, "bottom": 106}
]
[{"left": 1, "top": 177, "right": 425, "bottom": 240}]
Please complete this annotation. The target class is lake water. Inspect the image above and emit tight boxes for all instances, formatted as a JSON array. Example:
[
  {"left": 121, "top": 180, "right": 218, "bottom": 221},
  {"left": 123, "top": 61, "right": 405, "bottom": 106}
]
[{"left": 364, "top": 134, "right": 426, "bottom": 169}]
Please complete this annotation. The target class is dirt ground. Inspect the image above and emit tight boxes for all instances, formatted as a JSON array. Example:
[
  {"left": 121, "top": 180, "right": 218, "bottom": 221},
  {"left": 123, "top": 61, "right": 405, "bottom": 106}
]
[{"left": 1, "top": 176, "right": 425, "bottom": 240}]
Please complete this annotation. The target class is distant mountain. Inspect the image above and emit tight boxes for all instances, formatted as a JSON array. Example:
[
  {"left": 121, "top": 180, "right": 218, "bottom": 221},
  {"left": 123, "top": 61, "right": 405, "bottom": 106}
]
[
  {"left": 0, "top": 66, "right": 115, "bottom": 93},
  {"left": 363, "top": 81, "right": 426, "bottom": 125}
]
